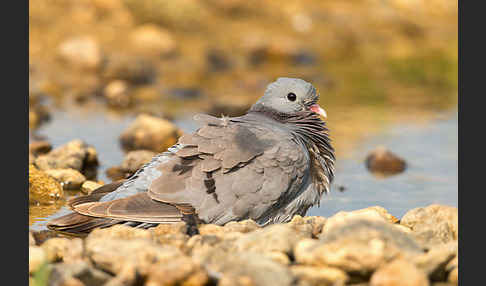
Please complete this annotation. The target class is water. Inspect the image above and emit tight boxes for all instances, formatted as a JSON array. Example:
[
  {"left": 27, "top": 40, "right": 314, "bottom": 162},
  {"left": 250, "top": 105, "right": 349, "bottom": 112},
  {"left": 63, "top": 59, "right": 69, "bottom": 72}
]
[
  {"left": 29, "top": 107, "right": 457, "bottom": 229},
  {"left": 308, "top": 110, "right": 458, "bottom": 218}
]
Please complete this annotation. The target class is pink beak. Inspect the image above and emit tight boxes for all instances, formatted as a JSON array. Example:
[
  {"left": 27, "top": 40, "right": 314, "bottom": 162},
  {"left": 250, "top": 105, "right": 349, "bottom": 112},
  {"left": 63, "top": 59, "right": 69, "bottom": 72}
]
[{"left": 309, "top": 104, "right": 327, "bottom": 119}]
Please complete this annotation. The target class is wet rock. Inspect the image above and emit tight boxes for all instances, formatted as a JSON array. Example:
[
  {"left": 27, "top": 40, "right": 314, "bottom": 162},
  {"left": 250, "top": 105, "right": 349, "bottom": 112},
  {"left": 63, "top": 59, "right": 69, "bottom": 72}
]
[
  {"left": 29, "top": 246, "right": 47, "bottom": 274},
  {"left": 130, "top": 24, "right": 177, "bottom": 57},
  {"left": 29, "top": 140, "right": 52, "bottom": 156},
  {"left": 145, "top": 256, "right": 209, "bottom": 286},
  {"left": 29, "top": 164, "right": 63, "bottom": 204},
  {"left": 34, "top": 140, "right": 99, "bottom": 178},
  {"left": 81, "top": 180, "right": 103, "bottom": 194},
  {"left": 103, "top": 80, "right": 133, "bottom": 108},
  {"left": 323, "top": 206, "right": 398, "bottom": 234},
  {"left": 290, "top": 265, "right": 348, "bottom": 286},
  {"left": 49, "top": 261, "right": 112, "bottom": 286},
  {"left": 58, "top": 36, "right": 103, "bottom": 70},
  {"left": 370, "top": 259, "right": 429, "bottom": 286},
  {"left": 41, "top": 237, "right": 84, "bottom": 263},
  {"left": 119, "top": 114, "right": 181, "bottom": 153},
  {"left": 400, "top": 205, "right": 458, "bottom": 248},
  {"left": 365, "top": 146, "right": 407, "bottom": 176},
  {"left": 102, "top": 54, "right": 156, "bottom": 85},
  {"left": 44, "top": 168, "right": 86, "bottom": 190},
  {"left": 295, "top": 219, "right": 423, "bottom": 275}
]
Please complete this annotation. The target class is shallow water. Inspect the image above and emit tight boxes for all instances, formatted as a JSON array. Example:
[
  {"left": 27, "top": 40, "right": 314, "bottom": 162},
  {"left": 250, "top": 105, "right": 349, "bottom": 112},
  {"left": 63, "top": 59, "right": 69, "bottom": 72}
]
[
  {"left": 308, "top": 110, "right": 458, "bottom": 218},
  {"left": 29, "top": 107, "right": 457, "bottom": 230}
]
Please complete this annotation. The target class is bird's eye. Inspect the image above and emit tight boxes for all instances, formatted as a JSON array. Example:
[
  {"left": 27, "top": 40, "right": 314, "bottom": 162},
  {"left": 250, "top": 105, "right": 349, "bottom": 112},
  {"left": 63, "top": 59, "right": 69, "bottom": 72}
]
[{"left": 287, "top": 92, "right": 297, "bottom": 102}]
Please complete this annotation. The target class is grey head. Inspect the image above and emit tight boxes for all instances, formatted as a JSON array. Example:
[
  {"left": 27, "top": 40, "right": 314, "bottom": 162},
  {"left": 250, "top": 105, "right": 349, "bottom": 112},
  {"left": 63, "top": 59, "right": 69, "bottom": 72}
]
[{"left": 250, "top": 77, "right": 326, "bottom": 117}]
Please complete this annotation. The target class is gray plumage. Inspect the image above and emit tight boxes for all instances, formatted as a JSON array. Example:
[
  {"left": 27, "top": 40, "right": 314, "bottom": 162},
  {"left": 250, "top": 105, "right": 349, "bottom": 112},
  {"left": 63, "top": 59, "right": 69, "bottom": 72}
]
[{"left": 47, "top": 77, "right": 335, "bottom": 235}]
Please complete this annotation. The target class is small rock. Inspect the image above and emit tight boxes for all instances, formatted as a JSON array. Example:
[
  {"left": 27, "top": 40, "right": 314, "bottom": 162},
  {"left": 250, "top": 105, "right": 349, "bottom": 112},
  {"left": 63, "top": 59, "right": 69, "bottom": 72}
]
[
  {"left": 48, "top": 261, "right": 112, "bottom": 286},
  {"left": 323, "top": 206, "right": 398, "bottom": 233},
  {"left": 446, "top": 255, "right": 458, "bottom": 284},
  {"left": 400, "top": 204, "right": 458, "bottom": 248},
  {"left": 150, "top": 222, "right": 188, "bottom": 236},
  {"left": 120, "top": 149, "right": 156, "bottom": 173},
  {"left": 103, "top": 80, "right": 133, "bottom": 108},
  {"left": 152, "top": 233, "right": 190, "bottom": 252},
  {"left": 85, "top": 236, "right": 185, "bottom": 278},
  {"left": 34, "top": 140, "right": 99, "bottom": 178},
  {"left": 119, "top": 114, "right": 181, "bottom": 153},
  {"left": 105, "top": 166, "right": 129, "bottom": 181},
  {"left": 448, "top": 267, "right": 458, "bottom": 285},
  {"left": 58, "top": 36, "right": 103, "bottom": 70},
  {"left": 365, "top": 146, "right": 407, "bottom": 176},
  {"left": 370, "top": 259, "right": 429, "bottom": 286},
  {"left": 196, "top": 251, "right": 294, "bottom": 286},
  {"left": 233, "top": 223, "right": 312, "bottom": 257},
  {"left": 29, "top": 140, "right": 52, "bottom": 156},
  {"left": 145, "top": 256, "right": 209, "bottom": 286},
  {"left": 41, "top": 237, "right": 84, "bottom": 263},
  {"left": 29, "top": 246, "right": 47, "bottom": 274},
  {"left": 102, "top": 54, "right": 156, "bottom": 85},
  {"left": 412, "top": 242, "right": 457, "bottom": 281},
  {"left": 223, "top": 219, "right": 260, "bottom": 234},
  {"left": 130, "top": 24, "right": 177, "bottom": 57},
  {"left": 288, "top": 215, "right": 328, "bottom": 238},
  {"left": 81, "top": 180, "right": 103, "bottom": 194},
  {"left": 290, "top": 265, "right": 348, "bottom": 286},
  {"left": 29, "top": 164, "right": 63, "bottom": 204},
  {"left": 44, "top": 168, "right": 86, "bottom": 190},
  {"left": 266, "top": 251, "right": 291, "bottom": 265},
  {"left": 296, "top": 219, "right": 423, "bottom": 275},
  {"left": 88, "top": 224, "right": 151, "bottom": 241}
]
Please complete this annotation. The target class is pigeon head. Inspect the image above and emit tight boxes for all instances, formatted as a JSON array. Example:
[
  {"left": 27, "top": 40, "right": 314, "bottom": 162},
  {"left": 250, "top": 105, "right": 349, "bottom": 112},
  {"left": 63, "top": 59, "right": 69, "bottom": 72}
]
[{"left": 251, "top": 77, "right": 327, "bottom": 118}]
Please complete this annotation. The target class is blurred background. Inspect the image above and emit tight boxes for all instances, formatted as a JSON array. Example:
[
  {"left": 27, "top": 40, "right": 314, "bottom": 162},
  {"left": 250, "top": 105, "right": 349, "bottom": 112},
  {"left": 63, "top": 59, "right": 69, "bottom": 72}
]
[{"left": 29, "top": 0, "right": 458, "bottom": 227}]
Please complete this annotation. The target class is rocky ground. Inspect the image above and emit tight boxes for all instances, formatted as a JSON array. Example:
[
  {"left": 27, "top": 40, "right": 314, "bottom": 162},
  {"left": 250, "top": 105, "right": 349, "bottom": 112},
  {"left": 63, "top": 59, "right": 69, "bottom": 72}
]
[{"left": 29, "top": 204, "right": 458, "bottom": 286}]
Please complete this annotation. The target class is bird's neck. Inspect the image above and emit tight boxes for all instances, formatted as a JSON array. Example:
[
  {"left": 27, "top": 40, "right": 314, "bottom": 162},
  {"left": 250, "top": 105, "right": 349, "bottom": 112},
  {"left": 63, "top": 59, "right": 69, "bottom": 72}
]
[{"left": 249, "top": 105, "right": 336, "bottom": 197}]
